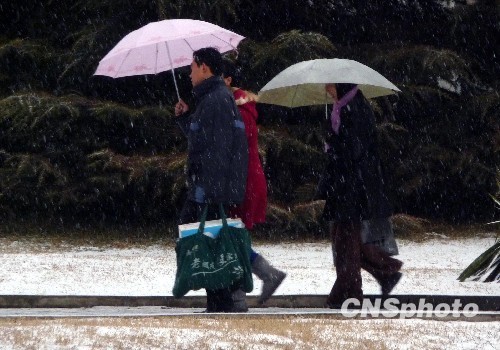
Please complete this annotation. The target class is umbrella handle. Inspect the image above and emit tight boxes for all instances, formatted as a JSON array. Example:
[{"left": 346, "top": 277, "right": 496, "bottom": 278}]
[{"left": 170, "top": 67, "right": 180, "bottom": 101}]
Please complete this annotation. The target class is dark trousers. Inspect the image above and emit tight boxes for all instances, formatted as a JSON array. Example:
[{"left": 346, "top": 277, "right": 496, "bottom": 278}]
[
  {"left": 328, "top": 220, "right": 402, "bottom": 304},
  {"left": 178, "top": 200, "right": 235, "bottom": 312},
  {"left": 328, "top": 221, "right": 363, "bottom": 303}
]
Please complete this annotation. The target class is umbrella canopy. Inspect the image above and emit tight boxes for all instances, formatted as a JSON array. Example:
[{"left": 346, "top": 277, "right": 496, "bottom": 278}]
[
  {"left": 94, "top": 19, "right": 245, "bottom": 98},
  {"left": 258, "top": 59, "right": 400, "bottom": 107}
]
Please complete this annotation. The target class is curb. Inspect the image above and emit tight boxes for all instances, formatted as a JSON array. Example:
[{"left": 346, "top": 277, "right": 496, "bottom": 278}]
[{"left": 1, "top": 295, "right": 499, "bottom": 311}]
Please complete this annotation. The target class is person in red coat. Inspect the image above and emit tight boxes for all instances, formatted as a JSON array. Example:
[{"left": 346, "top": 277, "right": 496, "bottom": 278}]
[
  {"left": 230, "top": 86, "right": 267, "bottom": 230},
  {"left": 222, "top": 59, "right": 286, "bottom": 311}
]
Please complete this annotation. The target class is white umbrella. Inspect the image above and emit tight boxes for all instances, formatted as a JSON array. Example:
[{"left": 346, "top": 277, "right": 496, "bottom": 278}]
[
  {"left": 258, "top": 58, "right": 400, "bottom": 107},
  {"left": 94, "top": 19, "right": 245, "bottom": 99}
]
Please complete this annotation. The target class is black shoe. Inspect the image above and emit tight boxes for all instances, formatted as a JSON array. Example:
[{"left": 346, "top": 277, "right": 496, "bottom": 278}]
[
  {"left": 206, "top": 288, "right": 234, "bottom": 312},
  {"left": 381, "top": 272, "right": 402, "bottom": 295}
]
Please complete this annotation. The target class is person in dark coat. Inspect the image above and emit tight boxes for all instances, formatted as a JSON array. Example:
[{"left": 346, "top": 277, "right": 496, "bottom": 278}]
[
  {"left": 320, "top": 83, "right": 403, "bottom": 308},
  {"left": 174, "top": 47, "right": 249, "bottom": 312}
]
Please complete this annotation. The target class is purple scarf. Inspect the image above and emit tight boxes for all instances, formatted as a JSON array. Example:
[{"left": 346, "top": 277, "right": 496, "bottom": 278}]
[{"left": 330, "top": 86, "right": 359, "bottom": 134}]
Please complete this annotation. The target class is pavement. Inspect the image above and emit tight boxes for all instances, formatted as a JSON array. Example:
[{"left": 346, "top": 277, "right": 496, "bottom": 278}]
[{"left": 0, "top": 294, "right": 499, "bottom": 320}]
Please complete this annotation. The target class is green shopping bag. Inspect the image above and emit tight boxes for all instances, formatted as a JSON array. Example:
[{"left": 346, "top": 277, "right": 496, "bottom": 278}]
[{"left": 172, "top": 205, "right": 253, "bottom": 298}]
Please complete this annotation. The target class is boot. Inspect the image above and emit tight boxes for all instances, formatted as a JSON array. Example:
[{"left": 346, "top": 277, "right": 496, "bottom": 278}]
[
  {"left": 252, "top": 255, "right": 286, "bottom": 305},
  {"left": 231, "top": 288, "right": 249, "bottom": 312},
  {"left": 361, "top": 262, "right": 403, "bottom": 296},
  {"left": 380, "top": 272, "right": 403, "bottom": 296}
]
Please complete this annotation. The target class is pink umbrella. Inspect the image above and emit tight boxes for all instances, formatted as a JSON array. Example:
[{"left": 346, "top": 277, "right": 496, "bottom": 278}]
[{"left": 94, "top": 19, "right": 245, "bottom": 99}]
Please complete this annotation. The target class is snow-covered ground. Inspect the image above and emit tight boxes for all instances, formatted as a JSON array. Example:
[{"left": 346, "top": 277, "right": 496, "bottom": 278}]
[
  {"left": 0, "top": 235, "right": 499, "bottom": 350},
  {"left": 1, "top": 316, "right": 499, "bottom": 350},
  {"left": 0, "top": 236, "right": 498, "bottom": 297}
]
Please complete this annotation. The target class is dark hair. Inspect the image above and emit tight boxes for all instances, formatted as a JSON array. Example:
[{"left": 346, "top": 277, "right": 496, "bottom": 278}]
[
  {"left": 192, "top": 47, "right": 223, "bottom": 76},
  {"left": 336, "top": 83, "right": 358, "bottom": 99},
  {"left": 221, "top": 58, "right": 242, "bottom": 87}
]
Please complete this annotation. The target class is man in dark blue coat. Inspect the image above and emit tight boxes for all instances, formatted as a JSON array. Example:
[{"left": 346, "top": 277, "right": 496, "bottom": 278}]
[{"left": 174, "top": 47, "right": 248, "bottom": 312}]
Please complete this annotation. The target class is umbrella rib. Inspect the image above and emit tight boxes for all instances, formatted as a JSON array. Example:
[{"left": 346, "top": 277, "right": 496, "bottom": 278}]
[
  {"left": 154, "top": 43, "right": 159, "bottom": 74},
  {"left": 290, "top": 63, "right": 314, "bottom": 107},
  {"left": 183, "top": 38, "right": 195, "bottom": 52},
  {"left": 209, "top": 33, "right": 237, "bottom": 50},
  {"left": 290, "top": 85, "right": 299, "bottom": 107},
  {"left": 114, "top": 50, "right": 132, "bottom": 78}
]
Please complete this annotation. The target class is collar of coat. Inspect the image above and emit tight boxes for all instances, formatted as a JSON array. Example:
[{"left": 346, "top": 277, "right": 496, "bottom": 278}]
[
  {"left": 192, "top": 76, "right": 225, "bottom": 100},
  {"left": 232, "top": 87, "right": 259, "bottom": 106}
]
